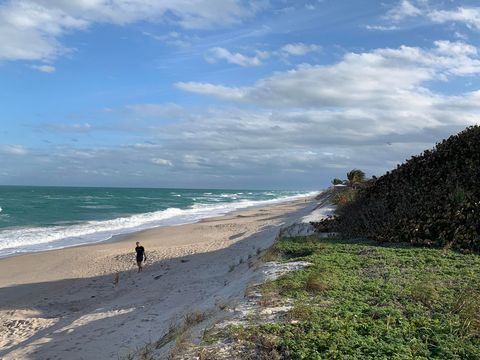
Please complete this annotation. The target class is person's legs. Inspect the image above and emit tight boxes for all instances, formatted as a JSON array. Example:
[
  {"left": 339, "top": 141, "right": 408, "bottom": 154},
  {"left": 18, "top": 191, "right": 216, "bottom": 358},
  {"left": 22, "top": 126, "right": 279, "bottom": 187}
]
[{"left": 137, "top": 260, "right": 143, "bottom": 272}]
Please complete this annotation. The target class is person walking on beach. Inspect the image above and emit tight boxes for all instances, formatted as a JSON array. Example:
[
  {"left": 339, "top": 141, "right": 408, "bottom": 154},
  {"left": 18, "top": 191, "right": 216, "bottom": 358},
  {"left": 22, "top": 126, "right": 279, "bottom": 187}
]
[{"left": 135, "top": 242, "right": 147, "bottom": 273}]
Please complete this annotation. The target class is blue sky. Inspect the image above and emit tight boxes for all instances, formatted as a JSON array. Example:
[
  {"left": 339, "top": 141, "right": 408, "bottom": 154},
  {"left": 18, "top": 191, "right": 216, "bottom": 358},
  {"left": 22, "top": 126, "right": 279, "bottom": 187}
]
[{"left": 0, "top": 0, "right": 479, "bottom": 189}]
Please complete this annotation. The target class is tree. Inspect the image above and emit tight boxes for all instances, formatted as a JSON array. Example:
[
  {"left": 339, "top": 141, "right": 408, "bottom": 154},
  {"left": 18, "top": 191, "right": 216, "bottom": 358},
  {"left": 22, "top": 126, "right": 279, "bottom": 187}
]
[
  {"left": 347, "top": 169, "right": 366, "bottom": 187},
  {"left": 331, "top": 178, "right": 343, "bottom": 185}
]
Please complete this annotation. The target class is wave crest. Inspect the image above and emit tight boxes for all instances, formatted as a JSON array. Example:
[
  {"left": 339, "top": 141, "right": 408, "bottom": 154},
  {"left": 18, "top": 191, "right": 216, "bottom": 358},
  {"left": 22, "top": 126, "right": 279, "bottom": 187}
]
[{"left": 0, "top": 192, "right": 317, "bottom": 257}]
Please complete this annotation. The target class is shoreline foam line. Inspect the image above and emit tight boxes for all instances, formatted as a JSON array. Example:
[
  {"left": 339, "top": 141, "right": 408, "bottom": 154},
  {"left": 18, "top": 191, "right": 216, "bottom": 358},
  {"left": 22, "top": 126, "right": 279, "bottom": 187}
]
[{"left": 0, "top": 191, "right": 318, "bottom": 258}]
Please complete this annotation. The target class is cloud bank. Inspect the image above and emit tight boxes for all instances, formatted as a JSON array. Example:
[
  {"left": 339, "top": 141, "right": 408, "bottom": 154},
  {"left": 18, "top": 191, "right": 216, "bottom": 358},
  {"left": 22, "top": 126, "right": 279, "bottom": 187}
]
[
  {"left": 0, "top": 0, "right": 265, "bottom": 62},
  {"left": 9, "top": 40, "right": 478, "bottom": 188}
]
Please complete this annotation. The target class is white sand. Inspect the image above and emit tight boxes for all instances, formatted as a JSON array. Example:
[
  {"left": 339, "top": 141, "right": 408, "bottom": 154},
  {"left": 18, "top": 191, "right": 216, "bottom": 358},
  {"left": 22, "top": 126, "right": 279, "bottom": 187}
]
[
  {"left": 301, "top": 203, "right": 335, "bottom": 223},
  {"left": 0, "top": 197, "right": 318, "bottom": 360}
]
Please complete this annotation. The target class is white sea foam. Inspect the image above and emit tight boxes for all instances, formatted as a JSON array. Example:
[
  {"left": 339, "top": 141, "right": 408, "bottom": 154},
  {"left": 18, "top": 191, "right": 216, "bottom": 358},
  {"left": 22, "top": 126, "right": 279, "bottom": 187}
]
[
  {"left": 78, "top": 205, "right": 118, "bottom": 209},
  {"left": 0, "top": 191, "right": 317, "bottom": 257}
]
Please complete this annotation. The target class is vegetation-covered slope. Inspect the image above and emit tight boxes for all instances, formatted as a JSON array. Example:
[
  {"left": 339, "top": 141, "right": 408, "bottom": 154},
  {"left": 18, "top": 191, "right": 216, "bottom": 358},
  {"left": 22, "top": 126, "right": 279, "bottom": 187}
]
[
  {"left": 334, "top": 125, "right": 480, "bottom": 252},
  {"left": 200, "top": 237, "right": 480, "bottom": 359}
]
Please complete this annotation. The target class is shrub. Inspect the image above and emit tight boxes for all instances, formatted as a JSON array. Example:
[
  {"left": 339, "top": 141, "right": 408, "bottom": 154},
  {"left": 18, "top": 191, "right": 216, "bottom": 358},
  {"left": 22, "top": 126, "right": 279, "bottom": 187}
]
[
  {"left": 332, "top": 125, "right": 480, "bottom": 252},
  {"left": 333, "top": 187, "right": 357, "bottom": 207}
]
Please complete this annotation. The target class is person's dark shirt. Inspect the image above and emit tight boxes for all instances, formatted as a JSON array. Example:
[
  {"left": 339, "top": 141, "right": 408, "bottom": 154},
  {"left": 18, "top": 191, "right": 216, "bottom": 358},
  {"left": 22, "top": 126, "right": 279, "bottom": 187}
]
[{"left": 135, "top": 246, "right": 145, "bottom": 261}]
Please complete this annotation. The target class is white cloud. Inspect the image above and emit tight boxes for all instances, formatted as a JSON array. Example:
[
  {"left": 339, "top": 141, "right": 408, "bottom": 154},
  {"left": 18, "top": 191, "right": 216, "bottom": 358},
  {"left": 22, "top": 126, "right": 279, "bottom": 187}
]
[
  {"left": 4, "top": 93, "right": 478, "bottom": 187},
  {"left": 377, "top": 3, "right": 480, "bottom": 32},
  {"left": 365, "top": 25, "right": 399, "bottom": 31},
  {"left": 433, "top": 40, "right": 477, "bottom": 56},
  {"left": 151, "top": 158, "right": 173, "bottom": 166},
  {"left": 453, "top": 31, "right": 468, "bottom": 40},
  {"left": 131, "top": 103, "right": 476, "bottom": 183},
  {"left": 205, "top": 47, "right": 268, "bottom": 67},
  {"left": 376, "top": 41, "right": 480, "bottom": 76},
  {"left": 0, "top": 0, "right": 265, "bottom": 62},
  {"left": 142, "top": 31, "right": 193, "bottom": 47},
  {"left": 172, "top": 41, "right": 480, "bottom": 172},
  {"left": 179, "top": 41, "right": 480, "bottom": 108},
  {"left": 386, "top": 0, "right": 422, "bottom": 22},
  {"left": 0, "top": 144, "right": 28, "bottom": 155},
  {"left": 204, "top": 43, "right": 320, "bottom": 67},
  {"left": 45, "top": 122, "right": 92, "bottom": 132},
  {"left": 280, "top": 43, "right": 320, "bottom": 56},
  {"left": 176, "top": 82, "right": 246, "bottom": 100},
  {"left": 0, "top": 1, "right": 87, "bottom": 61},
  {"left": 429, "top": 7, "right": 480, "bottom": 30},
  {"left": 31, "top": 64, "right": 56, "bottom": 73}
]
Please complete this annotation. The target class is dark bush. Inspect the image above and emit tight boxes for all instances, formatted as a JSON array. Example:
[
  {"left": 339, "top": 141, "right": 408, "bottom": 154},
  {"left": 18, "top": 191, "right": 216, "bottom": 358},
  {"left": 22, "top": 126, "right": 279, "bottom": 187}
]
[{"left": 331, "top": 125, "right": 480, "bottom": 252}]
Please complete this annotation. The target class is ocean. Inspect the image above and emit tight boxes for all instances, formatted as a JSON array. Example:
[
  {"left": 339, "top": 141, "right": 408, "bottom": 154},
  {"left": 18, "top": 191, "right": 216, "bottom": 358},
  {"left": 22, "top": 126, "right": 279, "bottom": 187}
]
[{"left": 0, "top": 186, "right": 316, "bottom": 257}]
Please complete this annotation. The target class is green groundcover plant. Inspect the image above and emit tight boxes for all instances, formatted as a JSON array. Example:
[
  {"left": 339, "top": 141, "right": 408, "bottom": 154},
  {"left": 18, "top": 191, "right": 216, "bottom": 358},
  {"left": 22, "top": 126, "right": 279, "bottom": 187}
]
[{"left": 226, "top": 236, "right": 480, "bottom": 359}]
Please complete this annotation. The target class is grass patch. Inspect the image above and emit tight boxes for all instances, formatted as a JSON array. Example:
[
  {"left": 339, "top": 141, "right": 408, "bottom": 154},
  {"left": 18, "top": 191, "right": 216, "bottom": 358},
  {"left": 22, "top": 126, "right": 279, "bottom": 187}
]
[
  {"left": 227, "top": 235, "right": 480, "bottom": 359},
  {"left": 125, "top": 310, "right": 210, "bottom": 360},
  {"left": 262, "top": 236, "right": 320, "bottom": 263},
  {"left": 305, "top": 272, "right": 330, "bottom": 294}
]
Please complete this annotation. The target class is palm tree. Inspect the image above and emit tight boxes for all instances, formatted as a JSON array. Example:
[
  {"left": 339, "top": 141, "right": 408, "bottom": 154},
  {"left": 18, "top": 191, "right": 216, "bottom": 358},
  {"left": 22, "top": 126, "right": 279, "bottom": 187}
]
[
  {"left": 331, "top": 178, "right": 343, "bottom": 185},
  {"left": 347, "top": 169, "right": 366, "bottom": 188}
]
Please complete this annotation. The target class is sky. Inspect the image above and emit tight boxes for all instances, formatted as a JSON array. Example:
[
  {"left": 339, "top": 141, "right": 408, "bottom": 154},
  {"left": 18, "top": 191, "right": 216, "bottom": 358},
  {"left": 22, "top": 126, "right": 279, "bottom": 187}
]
[{"left": 0, "top": 0, "right": 479, "bottom": 190}]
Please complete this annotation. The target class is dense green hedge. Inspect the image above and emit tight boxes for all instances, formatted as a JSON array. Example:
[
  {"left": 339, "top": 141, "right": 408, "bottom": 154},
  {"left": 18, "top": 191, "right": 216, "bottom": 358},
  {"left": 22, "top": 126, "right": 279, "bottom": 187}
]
[{"left": 333, "top": 125, "right": 480, "bottom": 252}]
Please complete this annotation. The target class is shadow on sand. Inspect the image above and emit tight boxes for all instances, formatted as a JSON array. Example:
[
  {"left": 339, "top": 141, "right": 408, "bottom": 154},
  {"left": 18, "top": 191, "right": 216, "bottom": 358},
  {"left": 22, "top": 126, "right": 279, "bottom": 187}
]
[{"left": 0, "top": 201, "right": 317, "bottom": 359}]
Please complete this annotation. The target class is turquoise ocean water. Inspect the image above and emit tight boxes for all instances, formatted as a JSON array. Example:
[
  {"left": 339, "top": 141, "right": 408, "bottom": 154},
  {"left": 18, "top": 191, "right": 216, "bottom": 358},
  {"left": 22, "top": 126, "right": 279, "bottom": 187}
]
[{"left": 0, "top": 186, "right": 315, "bottom": 257}]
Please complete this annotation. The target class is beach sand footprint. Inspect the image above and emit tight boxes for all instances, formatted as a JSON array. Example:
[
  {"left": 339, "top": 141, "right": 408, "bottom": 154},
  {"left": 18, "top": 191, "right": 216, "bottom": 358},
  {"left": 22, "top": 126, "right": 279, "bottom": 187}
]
[{"left": 0, "top": 312, "right": 58, "bottom": 351}]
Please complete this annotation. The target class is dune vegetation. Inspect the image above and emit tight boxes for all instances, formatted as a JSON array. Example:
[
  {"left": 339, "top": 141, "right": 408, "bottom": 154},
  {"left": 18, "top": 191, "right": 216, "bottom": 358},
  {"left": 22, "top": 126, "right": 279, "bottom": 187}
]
[
  {"left": 318, "top": 125, "right": 480, "bottom": 253},
  {"left": 216, "top": 236, "right": 480, "bottom": 359}
]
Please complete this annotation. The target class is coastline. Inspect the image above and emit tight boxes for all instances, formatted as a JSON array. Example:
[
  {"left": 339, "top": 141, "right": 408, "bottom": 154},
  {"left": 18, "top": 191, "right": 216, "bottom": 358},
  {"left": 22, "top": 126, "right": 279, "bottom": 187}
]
[
  {"left": 0, "top": 196, "right": 318, "bottom": 359},
  {"left": 0, "top": 191, "right": 318, "bottom": 259}
]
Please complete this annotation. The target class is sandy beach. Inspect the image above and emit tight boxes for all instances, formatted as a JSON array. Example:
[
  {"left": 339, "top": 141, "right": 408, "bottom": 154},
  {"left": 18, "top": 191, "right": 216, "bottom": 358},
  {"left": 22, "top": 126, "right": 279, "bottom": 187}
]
[{"left": 0, "top": 196, "right": 318, "bottom": 360}]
